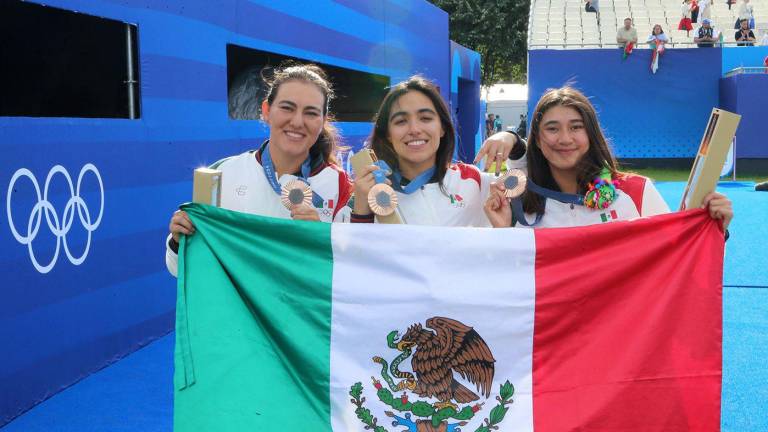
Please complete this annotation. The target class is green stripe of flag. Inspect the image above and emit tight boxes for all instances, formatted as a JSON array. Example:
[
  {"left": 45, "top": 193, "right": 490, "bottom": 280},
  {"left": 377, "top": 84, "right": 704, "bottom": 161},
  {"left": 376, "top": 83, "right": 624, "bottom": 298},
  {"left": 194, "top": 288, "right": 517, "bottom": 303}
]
[{"left": 175, "top": 203, "right": 334, "bottom": 431}]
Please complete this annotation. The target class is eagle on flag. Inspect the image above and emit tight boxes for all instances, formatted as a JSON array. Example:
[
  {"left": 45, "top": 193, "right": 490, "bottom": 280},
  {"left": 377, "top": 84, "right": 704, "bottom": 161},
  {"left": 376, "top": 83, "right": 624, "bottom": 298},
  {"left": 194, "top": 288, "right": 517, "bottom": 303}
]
[{"left": 397, "top": 317, "right": 496, "bottom": 410}]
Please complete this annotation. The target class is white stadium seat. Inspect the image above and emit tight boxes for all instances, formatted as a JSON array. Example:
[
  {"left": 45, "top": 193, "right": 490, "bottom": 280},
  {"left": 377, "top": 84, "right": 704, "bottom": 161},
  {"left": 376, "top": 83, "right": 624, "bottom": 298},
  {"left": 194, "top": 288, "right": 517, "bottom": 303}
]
[{"left": 528, "top": 0, "right": 744, "bottom": 49}]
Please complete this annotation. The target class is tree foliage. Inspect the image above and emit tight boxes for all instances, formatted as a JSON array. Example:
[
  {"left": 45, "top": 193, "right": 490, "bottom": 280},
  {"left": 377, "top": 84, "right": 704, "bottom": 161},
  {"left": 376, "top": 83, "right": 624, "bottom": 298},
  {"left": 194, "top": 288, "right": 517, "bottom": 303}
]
[{"left": 429, "top": 0, "right": 529, "bottom": 85}]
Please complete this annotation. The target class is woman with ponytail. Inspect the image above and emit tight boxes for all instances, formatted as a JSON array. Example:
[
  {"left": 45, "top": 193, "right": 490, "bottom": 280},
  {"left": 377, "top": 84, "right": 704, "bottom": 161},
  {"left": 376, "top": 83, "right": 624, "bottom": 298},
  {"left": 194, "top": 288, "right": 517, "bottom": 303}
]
[{"left": 165, "top": 63, "right": 353, "bottom": 276}]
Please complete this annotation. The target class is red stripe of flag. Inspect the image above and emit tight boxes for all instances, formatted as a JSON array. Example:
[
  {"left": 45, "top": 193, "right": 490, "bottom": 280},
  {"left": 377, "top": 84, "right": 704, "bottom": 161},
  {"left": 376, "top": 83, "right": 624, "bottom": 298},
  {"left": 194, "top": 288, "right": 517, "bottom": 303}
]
[{"left": 532, "top": 210, "right": 723, "bottom": 431}]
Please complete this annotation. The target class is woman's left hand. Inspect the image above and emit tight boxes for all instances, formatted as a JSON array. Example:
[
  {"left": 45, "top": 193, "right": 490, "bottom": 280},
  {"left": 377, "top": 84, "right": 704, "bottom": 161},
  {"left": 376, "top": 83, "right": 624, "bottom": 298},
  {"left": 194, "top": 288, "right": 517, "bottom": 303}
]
[
  {"left": 290, "top": 204, "right": 321, "bottom": 222},
  {"left": 701, "top": 191, "right": 733, "bottom": 231}
]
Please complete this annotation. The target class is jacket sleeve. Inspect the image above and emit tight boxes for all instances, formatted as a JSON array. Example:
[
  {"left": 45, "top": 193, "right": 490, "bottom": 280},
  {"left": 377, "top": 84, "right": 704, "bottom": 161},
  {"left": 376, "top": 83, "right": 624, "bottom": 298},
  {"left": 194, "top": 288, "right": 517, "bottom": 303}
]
[
  {"left": 165, "top": 233, "right": 179, "bottom": 277},
  {"left": 641, "top": 179, "right": 671, "bottom": 216}
]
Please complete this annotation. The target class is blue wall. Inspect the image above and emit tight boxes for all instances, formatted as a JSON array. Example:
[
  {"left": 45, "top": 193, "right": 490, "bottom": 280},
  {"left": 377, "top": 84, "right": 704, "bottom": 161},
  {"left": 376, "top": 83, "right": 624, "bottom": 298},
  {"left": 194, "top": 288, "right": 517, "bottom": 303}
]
[
  {"left": 0, "top": 0, "right": 463, "bottom": 425},
  {"left": 528, "top": 48, "right": 723, "bottom": 159},
  {"left": 450, "top": 41, "right": 483, "bottom": 162},
  {"left": 720, "top": 74, "right": 768, "bottom": 159},
  {"left": 722, "top": 46, "right": 768, "bottom": 75}
]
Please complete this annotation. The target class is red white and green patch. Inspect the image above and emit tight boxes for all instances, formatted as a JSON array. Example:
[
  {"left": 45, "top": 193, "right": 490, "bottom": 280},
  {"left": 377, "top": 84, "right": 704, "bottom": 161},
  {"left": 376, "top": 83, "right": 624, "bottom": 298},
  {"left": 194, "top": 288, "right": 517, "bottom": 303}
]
[{"left": 600, "top": 209, "right": 619, "bottom": 222}]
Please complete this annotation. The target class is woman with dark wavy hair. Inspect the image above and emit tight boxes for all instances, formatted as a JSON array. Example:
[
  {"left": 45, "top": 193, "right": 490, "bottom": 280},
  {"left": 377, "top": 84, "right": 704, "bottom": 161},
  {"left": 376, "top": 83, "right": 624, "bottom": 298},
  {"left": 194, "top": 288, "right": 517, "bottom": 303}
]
[
  {"left": 165, "top": 63, "right": 353, "bottom": 276},
  {"left": 484, "top": 86, "right": 733, "bottom": 230},
  {"left": 351, "top": 75, "right": 524, "bottom": 226}
]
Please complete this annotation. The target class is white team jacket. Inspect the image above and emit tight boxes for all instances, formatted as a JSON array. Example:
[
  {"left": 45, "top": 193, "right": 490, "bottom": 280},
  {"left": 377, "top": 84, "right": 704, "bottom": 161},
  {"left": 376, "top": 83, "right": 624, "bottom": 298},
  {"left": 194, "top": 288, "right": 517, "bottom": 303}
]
[
  {"left": 520, "top": 174, "right": 670, "bottom": 228},
  {"left": 165, "top": 150, "right": 352, "bottom": 276},
  {"left": 362, "top": 159, "right": 526, "bottom": 227}
]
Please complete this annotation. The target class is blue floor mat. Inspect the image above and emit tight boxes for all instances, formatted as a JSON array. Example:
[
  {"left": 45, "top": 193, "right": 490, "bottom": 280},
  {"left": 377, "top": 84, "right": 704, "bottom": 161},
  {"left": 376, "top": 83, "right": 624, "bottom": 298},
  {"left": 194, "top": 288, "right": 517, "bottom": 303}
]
[
  {"left": 655, "top": 181, "right": 768, "bottom": 288},
  {"left": 1, "top": 334, "right": 173, "bottom": 432}
]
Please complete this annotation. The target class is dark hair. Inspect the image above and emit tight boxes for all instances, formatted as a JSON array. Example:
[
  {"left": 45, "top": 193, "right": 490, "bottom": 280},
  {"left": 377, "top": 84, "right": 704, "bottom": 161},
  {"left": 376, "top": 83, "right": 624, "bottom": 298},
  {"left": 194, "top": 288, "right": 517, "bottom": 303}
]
[
  {"left": 263, "top": 63, "right": 341, "bottom": 165},
  {"left": 653, "top": 24, "right": 665, "bottom": 34},
  {"left": 523, "top": 86, "right": 619, "bottom": 214},
  {"left": 368, "top": 75, "right": 455, "bottom": 189}
]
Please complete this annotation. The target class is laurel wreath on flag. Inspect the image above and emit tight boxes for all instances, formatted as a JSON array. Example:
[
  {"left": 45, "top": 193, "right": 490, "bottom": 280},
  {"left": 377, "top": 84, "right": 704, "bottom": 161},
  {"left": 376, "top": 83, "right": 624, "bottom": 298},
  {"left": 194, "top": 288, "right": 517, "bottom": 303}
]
[{"left": 348, "top": 380, "right": 515, "bottom": 432}]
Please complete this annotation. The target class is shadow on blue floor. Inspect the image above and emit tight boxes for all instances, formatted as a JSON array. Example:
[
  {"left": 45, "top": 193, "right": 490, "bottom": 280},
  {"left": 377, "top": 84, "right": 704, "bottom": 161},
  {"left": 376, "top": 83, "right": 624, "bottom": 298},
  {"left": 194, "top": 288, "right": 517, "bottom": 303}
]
[{"left": 3, "top": 181, "right": 767, "bottom": 431}]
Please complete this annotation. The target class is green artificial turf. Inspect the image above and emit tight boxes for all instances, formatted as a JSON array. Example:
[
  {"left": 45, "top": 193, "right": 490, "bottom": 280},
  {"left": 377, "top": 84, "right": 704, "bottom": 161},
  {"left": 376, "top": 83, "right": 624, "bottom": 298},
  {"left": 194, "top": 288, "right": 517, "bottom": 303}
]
[{"left": 629, "top": 167, "right": 767, "bottom": 183}]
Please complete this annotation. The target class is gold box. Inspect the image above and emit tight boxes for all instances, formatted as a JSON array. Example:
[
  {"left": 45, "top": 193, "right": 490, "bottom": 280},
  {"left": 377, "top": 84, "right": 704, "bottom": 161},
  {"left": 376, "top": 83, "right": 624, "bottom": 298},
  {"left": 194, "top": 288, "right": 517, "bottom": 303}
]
[
  {"left": 349, "top": 149, "right": 403, "bottom": 224},
  {"left": 680, "top": 108, "right": 741, "bottom": 211},
  {"left": 192, "top": 168, "right": 222, "bottom": 207}
]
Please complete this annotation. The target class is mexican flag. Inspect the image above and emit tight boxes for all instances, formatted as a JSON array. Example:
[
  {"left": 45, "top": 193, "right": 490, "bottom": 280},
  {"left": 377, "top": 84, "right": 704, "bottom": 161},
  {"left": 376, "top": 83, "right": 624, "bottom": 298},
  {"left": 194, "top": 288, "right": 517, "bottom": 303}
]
[
  {"left": 174, "top": 204, "right": 723, "bottom": 432},
  {"left": 622, "top": 41, "right": 634, "bottom": 60},
  {"left": 650, "top": 40, "right": 665, "bottom": 74}
]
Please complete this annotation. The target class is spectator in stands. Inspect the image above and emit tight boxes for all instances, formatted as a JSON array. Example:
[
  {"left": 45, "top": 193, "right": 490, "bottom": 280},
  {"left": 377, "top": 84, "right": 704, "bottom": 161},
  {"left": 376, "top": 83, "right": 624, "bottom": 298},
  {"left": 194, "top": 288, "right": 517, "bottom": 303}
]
[
  {"left": 691, "top": 0, "right": 700, "bottom": 24},
  {"left": 700, "top": 0, "right": 713, "bottom": 21},
  {"left": 585, "top": 0, "right": 600, "bottom": 23},
  {"left": 679, "top": 0, "right": 694, "bottom": 37},
  {"left": 617, "top": 18, "right": 639, "bottom": 48},
  {"left": 647, "top": 24, "right": 670, "bottom": 43},
  {"left": 735, "top": 19, "right": 756, "bottom": 46},
  {"left": 494, "top": 115, "right": 503, "bottom": 132},
  {"left": 736, "top": 0, "right": 754, "bottom": 29},
  {"left": 694, "top": 18, "right": 718, "bottom": 47},
  {"left": 761, "top": 30, "right": 768, "bottom": 46}
]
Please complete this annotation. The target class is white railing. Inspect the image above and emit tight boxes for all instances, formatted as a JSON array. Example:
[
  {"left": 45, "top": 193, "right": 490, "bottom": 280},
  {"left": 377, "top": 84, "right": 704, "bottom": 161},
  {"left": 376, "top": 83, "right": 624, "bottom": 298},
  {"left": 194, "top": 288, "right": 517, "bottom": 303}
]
[
  {"left": 529, "top": 41, "right": 767, "bottom": 49},
  {"left": 725, "top": 67, "right": 768, "bottom": 77}
]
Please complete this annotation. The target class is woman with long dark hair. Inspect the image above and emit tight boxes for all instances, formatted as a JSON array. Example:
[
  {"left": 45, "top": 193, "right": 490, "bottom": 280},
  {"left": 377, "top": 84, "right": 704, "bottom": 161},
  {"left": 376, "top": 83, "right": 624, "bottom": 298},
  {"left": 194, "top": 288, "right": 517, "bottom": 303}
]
[
  {"left": 165, "top": 63, "right": 353, "bottom": 276},
  {"left": 484, "top": 86, "right": 733, "bottom": 229},
  {"left": 351, "top": 75, "right": 524, "bottom": 226}
]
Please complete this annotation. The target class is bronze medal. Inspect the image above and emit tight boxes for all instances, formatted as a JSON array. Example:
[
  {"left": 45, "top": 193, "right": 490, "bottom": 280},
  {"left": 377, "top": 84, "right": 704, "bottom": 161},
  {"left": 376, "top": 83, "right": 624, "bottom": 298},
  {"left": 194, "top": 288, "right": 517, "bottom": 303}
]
[
  {"left": 500, "top": 169, "right": 527, "bottom": 199},
  {"left": 368, "top": 183, "right": 398, "bottom": 216},
  {"left": 281, "top": 179, "right": 313, "bottom": 209}
]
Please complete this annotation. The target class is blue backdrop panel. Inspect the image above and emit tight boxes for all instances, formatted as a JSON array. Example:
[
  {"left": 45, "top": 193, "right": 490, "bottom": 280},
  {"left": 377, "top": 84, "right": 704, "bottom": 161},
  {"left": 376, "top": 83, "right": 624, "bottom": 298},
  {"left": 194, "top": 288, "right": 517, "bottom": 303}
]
[
  {"left": 528, "top": 48, "right": 722, "bottom": 158},
  {"left": 721, "top": 46, "right": 768, "bottom": 75},
  {"left": 719, "top": 74, "right": 768, "bottom": 159},
  {"left": 450, "top": 41, "right": 482, "bottom": 162},
  {"left": 0, "top": 0, "right": 451, "bottom": 425}
]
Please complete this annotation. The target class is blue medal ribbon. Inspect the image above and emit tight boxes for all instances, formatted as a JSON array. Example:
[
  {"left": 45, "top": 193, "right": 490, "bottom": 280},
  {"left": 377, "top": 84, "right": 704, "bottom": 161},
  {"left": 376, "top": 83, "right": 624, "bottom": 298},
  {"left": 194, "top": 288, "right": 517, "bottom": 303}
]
[
  {"left": 528, "top": 181, "right": 585, "bottom": 206},
  {"left": 261, "top": 142, "right": 323, "bottom": 207},
  {"left": 510, "top": 179, "right": 585, "bottom": 227},
  {"left": 372, "top": 160, "right": 392, "bottom": 184},
  {"left": 390, "top": 166, "right": 436, "bottom": 195}
]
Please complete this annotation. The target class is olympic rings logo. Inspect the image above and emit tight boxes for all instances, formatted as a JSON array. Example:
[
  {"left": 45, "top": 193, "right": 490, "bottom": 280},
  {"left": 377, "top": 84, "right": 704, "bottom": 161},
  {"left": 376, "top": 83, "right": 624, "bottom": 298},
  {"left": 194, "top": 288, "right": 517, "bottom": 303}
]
[{"left": 6, "top": 164, "right": 104, "bottom": 274}]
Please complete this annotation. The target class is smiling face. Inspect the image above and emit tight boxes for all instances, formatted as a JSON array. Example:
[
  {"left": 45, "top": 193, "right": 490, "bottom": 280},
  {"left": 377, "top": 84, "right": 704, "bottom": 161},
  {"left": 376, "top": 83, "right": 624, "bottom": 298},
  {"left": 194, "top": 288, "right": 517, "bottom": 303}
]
[
  {"left": 536, "top": 105, "right": 590, "bottom": 177},
  {"left": 263, "top": 80, "right": 326, "bottom": 160},
  {"left": 386, "top": 90, "right": 445, "bottom": 178},
  {"left": 653, "top": 25, "right": 663, "bottom": 35}
]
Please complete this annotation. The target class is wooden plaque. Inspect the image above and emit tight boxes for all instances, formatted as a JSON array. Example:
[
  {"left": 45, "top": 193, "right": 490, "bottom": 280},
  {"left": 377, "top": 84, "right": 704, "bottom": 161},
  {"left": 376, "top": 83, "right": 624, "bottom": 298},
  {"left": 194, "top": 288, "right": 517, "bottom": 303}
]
[
  {"left": 192, "top": 168, "right": 222, "bottom": 207},
  {"left": 349, "top": 149, "right": 403, "bottom": 224},
  {"left": 679, "top": 108, "right": 741, "bottom": 211}
]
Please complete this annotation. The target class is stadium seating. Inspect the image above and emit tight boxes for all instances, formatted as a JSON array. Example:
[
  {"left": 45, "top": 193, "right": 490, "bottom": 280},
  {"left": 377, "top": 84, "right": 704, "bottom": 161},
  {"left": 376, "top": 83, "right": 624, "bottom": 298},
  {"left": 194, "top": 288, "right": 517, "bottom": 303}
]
[{"left": 528, "top": 0, "right": 768, "bottom": 48}]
